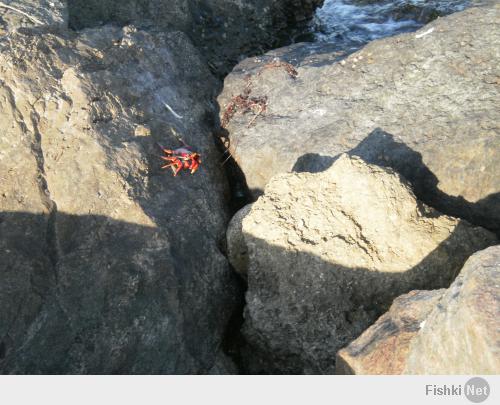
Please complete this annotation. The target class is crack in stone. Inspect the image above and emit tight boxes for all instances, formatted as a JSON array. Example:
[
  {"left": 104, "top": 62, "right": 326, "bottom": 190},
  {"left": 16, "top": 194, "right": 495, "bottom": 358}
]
[{"left": 29, "top": 110, "right": 59, "bottom": 281}]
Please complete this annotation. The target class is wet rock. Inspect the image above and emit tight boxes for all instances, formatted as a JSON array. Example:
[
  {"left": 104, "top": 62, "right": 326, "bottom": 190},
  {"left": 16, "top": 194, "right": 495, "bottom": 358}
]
[
  {"left": 233, "top": 154, "right": 496, "bottom": 373},
  {"left": 0, "top": 0, "right": 67, "bottom": 33},
  {"left": 404, "top": 245, "right": 500, "bottom": 374},
  {"left": 67, "top": 0, "right": 324, "bottom": 75},
  {"left": 219, "top": 3, "right": 500, "bottom": 234},
  {"left": 336, "top": 289, "right": 444, "bottom": 374},
  {"left": 0, "top": 25, "right": 238, "bottom": 373}
]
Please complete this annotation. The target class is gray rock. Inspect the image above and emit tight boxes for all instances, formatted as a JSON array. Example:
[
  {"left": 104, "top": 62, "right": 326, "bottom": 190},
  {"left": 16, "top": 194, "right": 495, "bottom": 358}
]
[
  {"left": 66, "top": 0, "right": 324, "bottom": 75},
  {"left": 226, "top": 204, "right": 252, "bottom": 278},
  {"left": 208, "top": 351, "right": 239, "bottom": 375},
  {"left": 234, "top": 154, "right": 496, "bottom": 373},
  {"left": 0, "top": 0, "right": 67, "bottom": 32},
  {"left": 218, "top": 3, "right": 500, "bottom": 235},
  {"left": 404, "top": 245, "right": 500, "bottom": 374},
  {"left": 0, "top": 25, "right": 239, "bottom": 373},
  {"left": 336, "top": 289, "right": 445, "bottom": 375}
]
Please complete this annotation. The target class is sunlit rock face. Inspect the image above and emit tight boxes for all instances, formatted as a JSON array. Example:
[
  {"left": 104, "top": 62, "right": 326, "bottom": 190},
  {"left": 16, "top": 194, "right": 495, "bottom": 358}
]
[
  {"left": 219, "top": 3, "right": 500, "bottom": 235},
  {"left": 404, "top": 246, "right": 500, "bottom": 375}
]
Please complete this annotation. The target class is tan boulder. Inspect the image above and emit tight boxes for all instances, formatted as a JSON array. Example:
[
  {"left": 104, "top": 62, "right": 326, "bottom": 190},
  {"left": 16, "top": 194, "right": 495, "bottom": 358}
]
[
  {"left": 232, "top": 154, "right": 497, "bottom": 373},
  {"left": 405, "top": 246, "right": 500, "bottom": 374}
]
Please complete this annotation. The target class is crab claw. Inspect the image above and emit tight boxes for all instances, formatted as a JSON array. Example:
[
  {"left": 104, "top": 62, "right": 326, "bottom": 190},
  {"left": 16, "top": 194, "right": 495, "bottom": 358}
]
[{"left": 161, "top": 156, "right": 184, "bottom": 176}]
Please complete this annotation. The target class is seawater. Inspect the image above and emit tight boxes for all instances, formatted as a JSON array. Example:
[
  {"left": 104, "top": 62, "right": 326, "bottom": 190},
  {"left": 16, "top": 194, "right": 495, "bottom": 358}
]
[{"left": 311, "top": 0, "right": 471, "bottom": 49}]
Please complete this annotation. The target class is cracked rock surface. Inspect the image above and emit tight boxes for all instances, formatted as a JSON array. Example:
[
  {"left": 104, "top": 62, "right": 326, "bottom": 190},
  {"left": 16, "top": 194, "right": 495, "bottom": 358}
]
[
  {"left": 229, "top": 154, "right": 497, "bottom": 373},
  {"left": 0, "top": 24, "right": 239, "bottom": 373},
  {"left": 219, "top": 3, "right": 500, "bottom": 234}
]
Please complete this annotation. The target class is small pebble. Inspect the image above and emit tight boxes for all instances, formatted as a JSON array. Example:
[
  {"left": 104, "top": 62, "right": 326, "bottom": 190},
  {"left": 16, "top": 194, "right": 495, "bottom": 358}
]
[{"left": 134, "top": 125, "right": 150, "bottom": 137}]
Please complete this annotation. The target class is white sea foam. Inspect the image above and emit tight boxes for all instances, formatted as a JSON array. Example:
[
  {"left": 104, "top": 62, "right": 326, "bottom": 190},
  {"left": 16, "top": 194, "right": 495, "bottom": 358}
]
[{"left": 313, "top": 0, "right": 469, "bottom": 47}]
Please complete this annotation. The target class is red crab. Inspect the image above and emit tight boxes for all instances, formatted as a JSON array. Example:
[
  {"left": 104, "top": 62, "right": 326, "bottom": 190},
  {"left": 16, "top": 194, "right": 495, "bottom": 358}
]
[{"left": 160, "top": 144, "right": 201, "bottom": 176}]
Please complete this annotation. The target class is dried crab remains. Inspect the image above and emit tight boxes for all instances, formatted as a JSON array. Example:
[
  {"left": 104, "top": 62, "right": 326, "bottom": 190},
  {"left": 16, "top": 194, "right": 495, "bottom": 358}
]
[{"left": 221, "top": 59, "right": 298, "bottom": 129}]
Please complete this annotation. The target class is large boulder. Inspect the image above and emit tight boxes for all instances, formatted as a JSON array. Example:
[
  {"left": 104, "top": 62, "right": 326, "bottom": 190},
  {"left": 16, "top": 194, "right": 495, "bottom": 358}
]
[
  {"left": 404, "top": 245, "right": 500, "bottom": 374},
  {"left": 67, "top": 0, "right": 324, "bottom": 75},
  {"left": 218, "top": 3, "right": 500, "bottom": 234},
  {"left": 0, "top": 25, "right": 239, "bottom": 373},
  {"left": 230, "top": 154, "right": 496, "bottom": 373},
  {"left": 337, "top": 245, "right": 500, "bottom": 374},
  {"left": 336, "top": 289, "right": 445, "bottom": 374},
  {"left": 0, "top": 0, "right": 67, "bottom": 33}
]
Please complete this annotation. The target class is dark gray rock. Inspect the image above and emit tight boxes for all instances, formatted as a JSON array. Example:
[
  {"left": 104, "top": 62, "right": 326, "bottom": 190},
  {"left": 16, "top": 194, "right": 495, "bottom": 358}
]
[
  {"left": 0, "top": 25, "right": 238, "bottom": 373},
  {"left": 218, "top": 3, "right": 500, "bottom": 235},
  {"left": 67, "top": 0, "right": 324, "bottom": 75}
]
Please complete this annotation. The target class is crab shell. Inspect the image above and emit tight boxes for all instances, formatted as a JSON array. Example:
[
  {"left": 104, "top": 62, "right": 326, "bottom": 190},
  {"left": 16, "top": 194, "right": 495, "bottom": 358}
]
[{"left": 161, "top": 149, "right": 201, "bottom": 176}]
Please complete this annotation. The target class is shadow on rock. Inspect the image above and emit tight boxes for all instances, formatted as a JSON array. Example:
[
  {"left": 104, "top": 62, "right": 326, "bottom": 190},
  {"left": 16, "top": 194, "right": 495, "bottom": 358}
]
[
  {"left": 0, "top": 211, "right": 240, "bottom": 374},
  {"left": 239, "top": 220, "right": 497, "bottom": 374},
  {"left": 292, "top": 128, "right": 500, "bottom": 236},
  {"left": 348, "top": 129, "right": 500, "bottom": 237},
  {"left": 292, "top": 153, "right": 337, "bottom": 173}
]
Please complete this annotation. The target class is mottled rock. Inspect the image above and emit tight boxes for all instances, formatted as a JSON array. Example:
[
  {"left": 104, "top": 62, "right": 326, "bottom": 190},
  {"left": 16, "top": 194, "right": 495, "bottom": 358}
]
[
  {"left": 219, "top": 3, "right": 500, "bottom": 234},
  {"left": 0, "top": 25, "right": 238, "bottom": 373},
  {"left": 235, "top": 154, "right": 496, "bottom": 373},
  {"left": 226, "top": 204, "right": 252, "bottom": 278},
  {"left": 0, "top": 0, "right": 67, "bottom": 32},
  {"left": 336, "top": 289, "right": 444, "bottom": 375},
  {"left": 404, "top": 246, "right": 500, "bottom": 374},
  {"left": 67, "top": 0, "right": 324, "bottom": 75},
  {"left": 208, "top": 351, "right": 239, "bottom": 375}
]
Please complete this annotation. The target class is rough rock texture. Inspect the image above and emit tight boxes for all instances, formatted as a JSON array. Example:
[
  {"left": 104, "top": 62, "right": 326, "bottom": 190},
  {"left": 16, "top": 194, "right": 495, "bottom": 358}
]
[
  {"left": 336, "top": 245, "right": 500, "bottom": 375},
  {"left": 335, "top": 289, "right": 444, "bottom": 375},
  {"left": 0, "top": 0, "right": 67, "bottom": 33},
  {"left": 232, "top": 154, "right": 496, "bottom": 373},
  {"left": 226, "top": 203, "right": 252, "bottom": 278},
  {"left": 208, "top": 351, "right": 239, "bottom": 374},
  {"left": 218, "top": 3, "right": 500, "bottom": 234},
  {"left": 67, "top": 0, "right": 324, "bottom": 75},
  {"left": 0, "top": 25, "right": 239, "bottom": 373},
  {"left": 404, "top": 246, "right": 500, "bottom": 374}
]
